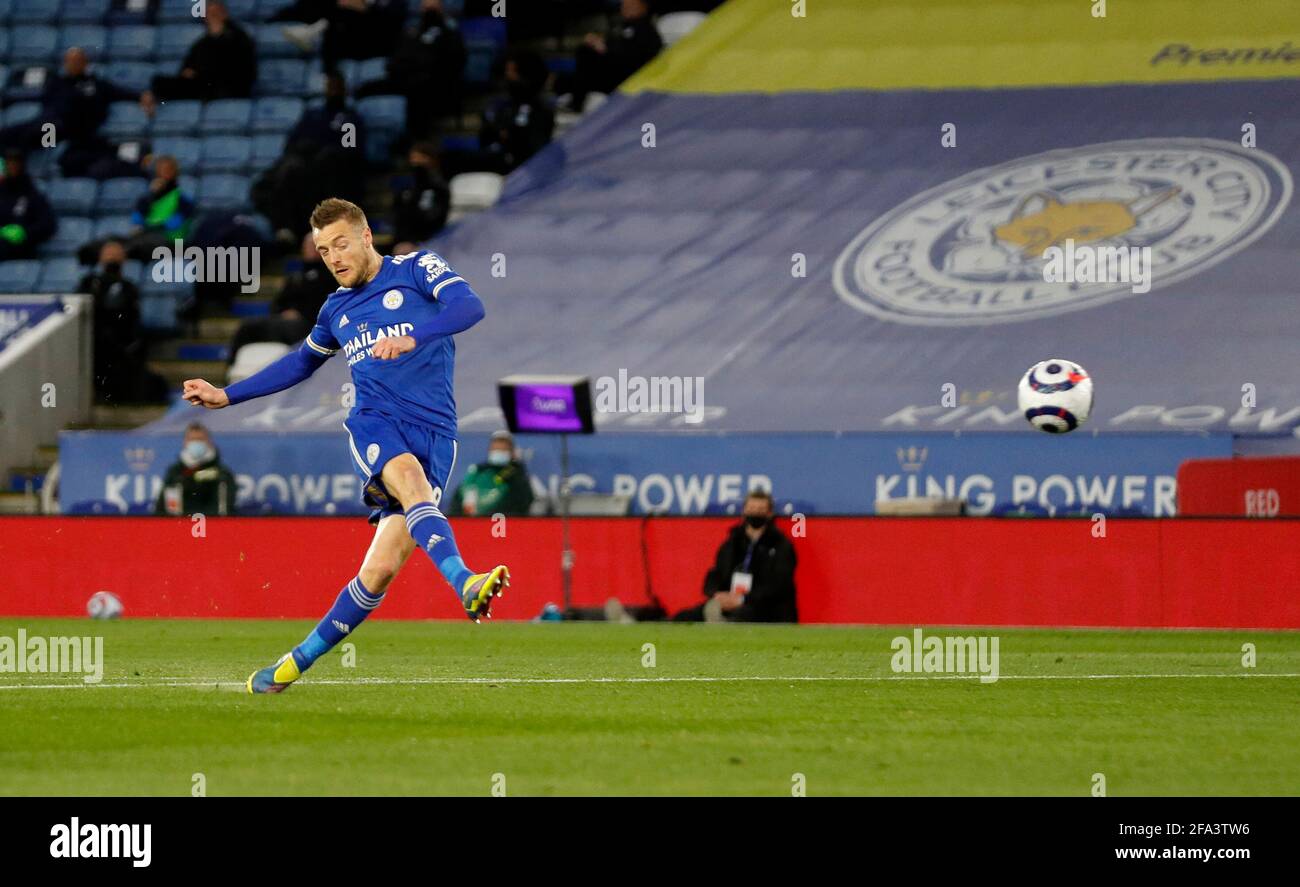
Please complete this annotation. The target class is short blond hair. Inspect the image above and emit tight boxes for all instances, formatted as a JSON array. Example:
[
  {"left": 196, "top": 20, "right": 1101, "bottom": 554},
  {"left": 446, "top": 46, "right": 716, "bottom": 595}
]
[{"left": 310, "top": 198, "right": 367, "bottom": 232}]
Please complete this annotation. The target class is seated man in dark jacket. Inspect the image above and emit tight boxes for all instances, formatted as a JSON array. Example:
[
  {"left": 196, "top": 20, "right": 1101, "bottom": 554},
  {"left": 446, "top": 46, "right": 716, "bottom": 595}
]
[
  {"left": 390, "top": 141, "right": 450, "bottom": 243},
  {"left": 442, "top": 50, "right": 554, "bottom": 177},
  {"left": 0, "top": 150, "right": 57, "bottom": 261},
  {"left": 0, "top": 47, "right": 150, "bottom": 177},
  {"left": 674, "top": 489, "right": 798, "bottom": 623},
  {"left": 560, "top": 0, "right": 663, "bottom": 111},
  {"left": 155, "top": 422, "right": 238, "bottom": 516},
  {"left": 356, "top": 0, "right": 465, "bottom": 140},
  {"left": 145, "top": 0, "right": 257, "bottom": 102}
]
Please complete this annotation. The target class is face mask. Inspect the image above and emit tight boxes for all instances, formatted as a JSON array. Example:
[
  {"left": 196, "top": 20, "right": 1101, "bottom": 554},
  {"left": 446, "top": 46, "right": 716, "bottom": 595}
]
[
  {"left": 181, "top": 440, "right": 214, "bottom": 467},
  {"left": 745, "top": 515, "right": 769, "bottom": 530},
  {"left": 103, "top": 261, "right": 122, "bottom": 277},
  {"left": 487, "top": 450, "right": 510, "bottom": 466}
]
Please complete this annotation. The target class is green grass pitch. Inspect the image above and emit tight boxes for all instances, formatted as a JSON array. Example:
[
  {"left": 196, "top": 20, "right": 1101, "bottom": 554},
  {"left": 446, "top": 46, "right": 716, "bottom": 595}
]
[{"left": 1, "top": 618, "right": 1298, "bottom": 795}]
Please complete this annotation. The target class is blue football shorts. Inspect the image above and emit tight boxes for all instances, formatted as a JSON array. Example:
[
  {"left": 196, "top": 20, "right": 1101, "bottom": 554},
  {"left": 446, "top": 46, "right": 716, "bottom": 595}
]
[{"left": 342, "top": 409, "right": 459, "bottom": 525}]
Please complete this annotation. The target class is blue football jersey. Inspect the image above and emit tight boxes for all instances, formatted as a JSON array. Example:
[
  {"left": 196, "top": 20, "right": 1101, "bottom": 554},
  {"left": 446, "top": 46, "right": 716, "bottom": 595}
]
[{"left": 306, "top": 250, "right": 473, "bottom": 436}]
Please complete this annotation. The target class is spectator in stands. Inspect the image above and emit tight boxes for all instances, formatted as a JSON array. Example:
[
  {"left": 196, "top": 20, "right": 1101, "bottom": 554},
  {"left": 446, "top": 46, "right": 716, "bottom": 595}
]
[
  {"left": 558, "top": 0, "right": 663, "bottom": 112},
  {"left": 155, "top": 422, "right": 238, "bottom": 516},
  {"left": 673, "top": 489, "right": 798, "bottom": 623},
  {"left": 228, "top": 233, "right": 335, "bottom": 362},
  {"left": 390, "top": 141, "right": 450, "bottom": 243},
  {"left": 356, "top": 0, "right": 466, "bottom": 141},
  {"left": 76, "top": 241, "right": 149, "bottom": 404},
  {"left": 443, "top": 50, "right": 555, "bottom": 177},
  {"left": 0, "top": 149, "right": 56, "bottom": 261},
  {"left": 145, "top": 0, "right": 258, "bottom": 103},
  {"left": 252, "top": 74, "right": 366, "bottom": 241},
  {"left": 272, "top": 0, "right": 405, "bottom": 74},
  {"left": 0, "top": 48, "right": 151, "bottom": 178},
  {"left": 448, "top": 431, "right": 536, "bottom": 517},
  {"left": 78, "top": 155, "right": 196, "bottom": 264}
]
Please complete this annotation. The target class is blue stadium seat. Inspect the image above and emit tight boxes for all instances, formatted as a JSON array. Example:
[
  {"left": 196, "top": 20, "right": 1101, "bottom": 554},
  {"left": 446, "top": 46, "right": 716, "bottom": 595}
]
[
  {"left": 101, "top": 100, "right": 150, "bottom": 139},
  {"left": 138, "top": 279, "right": 191, "bottom": 331},
  {"left": 357, "top": 95, "right": 405, "bottom": 164},
  {"left": 151, "top": 136, "right": 202, "bottom": 170},
  {"left": 200, "top": 135, "right": 253, "bottom": 172},
  {"left": 354, "top": 56, "right": 386, "bottom": 87},
  {"left": 41, "top": 218, "right": 96, "bottom": 258},
  {"left": 93, "top": 214, "right": 136, "bottom": 239},
  {"left": 250, "top": 132, "right": 285, "bottom": 169},
  {"left": 59, "top": 26, "right": 109, "bottom": 61},
  {"left": 23, "top": 141, "right": 65, "bottom": 178},
  {"left": 35, "top": 257, "right": 85, "bottom": 293},
  {"left": 201, "top": 98, "right": 253, "bottom": 134},
  {"left": 102, "top": 60, "right": 156, "bottom": 93},
  {"left": 224, "top": 0, "right": 258, "bottom": 19},
  {"left": 0, "top": 32, "right": 8, "bottom": 64},
  {"left": 255, "top": 0, "right": 295, "bottom": 20},
  {"left": 61, "top": 0, "right": 114, "bottom": 24},
  {"left": 108, "top": 26, "right": 157, "bottom": 62},
  {"left": 151, "top": 98, "right": 201, "bottom": 135},
  {"left": 156, "top": 24, "right": 203, "bottom": 62},
  {"left": 251, "top": 96, "right": 302, "bottom": 133},
  {"left": 255, "top": 23, "right": 304, "bottom": 58},
  {"left": 0, "top": 0, "right": 11, "bottom": 24},
  {"left": 460, "top": 16, "right": 508, "bottom": 88},
  {"left": 197, "top": 173, "right": 251, "bottom": 210},
  {"left": 45, "top": 178, "right": 99, "bottom": 215},
  {"left": 255, "top": 59, "right": 307, "bottom": 97},
  {"left": 9, "top": 0, "right": 59, "bottom": 25},
  {"left": 1, "top": 101, "right": 41, "bottom": 127},
  {"left": 8, "top": 26, "right": 59, "bottom": 65},
  {"left": 97, "top": 176, "right": 149, "bottom": 214},
  {"left": 0, "top": 260, "right": 42, "bottom": 292},
  {"left": 178, "top": 173, "right": 199, "bottom": 196},
  {"left": 157, "top": 0, "right": 202, "bottom": 22}
]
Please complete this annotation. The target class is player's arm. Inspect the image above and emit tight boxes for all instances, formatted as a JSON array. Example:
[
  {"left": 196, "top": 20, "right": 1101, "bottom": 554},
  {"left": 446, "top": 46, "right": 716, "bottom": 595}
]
[
  {"left": 372, "top": 253, "right": 486, "bottom": 360},
  {"left": 184, "top": 314, "right": 339, "bottom": 408}
]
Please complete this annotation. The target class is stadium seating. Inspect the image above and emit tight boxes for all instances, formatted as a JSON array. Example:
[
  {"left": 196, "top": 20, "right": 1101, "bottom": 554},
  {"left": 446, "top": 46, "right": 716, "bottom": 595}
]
[
  {"left": 449, "top": 172, "right": 503, "bottom": 212},
  {"left": 356, "top": 94, "right": 405, "bottom": 165},
  {"left": 249, "top": 132, "right": 285, "bottom": 169},
  {"left": 9, "top": 0, "right": 59, "bottom": 25},
  {"left": 151, "top": 98, "right": 202, "bottom": 135},
  {"left": 156, "top": 24, "right": 203, "bottom": 62},
  {"left": 45, "top": 178, "right": 98, "bottom": 215},
  {"left": 97, "top": 176, "right": 149, "bottom": 214},
  {"left": 460, "top": 16, "right": 507, "bottom": 89},
  {"left": 150, "top": 136, "right": 201, "bottom": 170},
  {"left": 59, "top": 24, "right": 109, "bottom": 59},
  {"left": 8, "top": 26, "right": 57, "bottom": 64},
  {"left": 101, "top": 100, "right": 150, "bottom": 138},
  {"left": 250, "top": 95, "right": 301, "bottom": 132},
  {"left": 2, "top": 67, "right": 48, "bottom": 102},
  {"left": 1, "top": 100, "right": 41, "bottom": 126},
  {"left": 197, "top": 173, "right": 251, "bottom": 211},
  {"left": 39, "top": 216, "right": 94, "bottom": 256},
  {"left": 35, "top": 257, "right": 84, "bottom": 293},
  {"left": 107, "top": 25, "right": 156, "bottom": 61},
  {"left": 61, "top": 0, "right": 113, "bottom": 24},
  {"left": 92, "top": 214, "right": 135, "bottom": 239},
  {"left": 0, "top": 260, "right": 42, "bottom": 292},
  {"left": 254, "top": 23, "right": 303, "bottom": 59},
  {"left": 255, "top": 59, "right": 307, "bottom": 97},
  {"left": 102, "top": 60, "right": 155, "bottom": 93},
  {"left": 200, "top": 98, "right": 253, "bottom": 134},
  {"left": 200, "top": 135, "right": 253, "bottom": 173}
]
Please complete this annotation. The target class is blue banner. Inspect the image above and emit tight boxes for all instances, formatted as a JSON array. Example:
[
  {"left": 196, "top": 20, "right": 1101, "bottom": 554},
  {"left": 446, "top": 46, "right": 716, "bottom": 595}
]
[
  {"left": 59, "top": 429, "right": 1231, "bottom": 517},
  {"left": 0, "top": 299, "right": 62, "bottom": 352}
]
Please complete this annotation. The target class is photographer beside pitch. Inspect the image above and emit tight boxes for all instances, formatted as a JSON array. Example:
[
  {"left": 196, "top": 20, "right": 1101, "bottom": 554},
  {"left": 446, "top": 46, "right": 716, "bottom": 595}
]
[{"left": 182, "top": 198, "right": 509, "bottom": 694}]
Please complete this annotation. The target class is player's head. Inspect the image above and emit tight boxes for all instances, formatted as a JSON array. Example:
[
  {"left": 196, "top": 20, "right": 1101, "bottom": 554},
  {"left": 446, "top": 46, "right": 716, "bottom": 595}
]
[{"left": 310, "top": 197, "right": 378, "bottom": 289}]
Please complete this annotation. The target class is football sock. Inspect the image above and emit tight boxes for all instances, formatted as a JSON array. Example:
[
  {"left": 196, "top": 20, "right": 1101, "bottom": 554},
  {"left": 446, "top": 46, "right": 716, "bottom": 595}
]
[
  {"left": 290, "top": 576, "right": 384, "bottom": 672},
  {"left": 404, "top": 501, "right": 474, "bottom": 595}
]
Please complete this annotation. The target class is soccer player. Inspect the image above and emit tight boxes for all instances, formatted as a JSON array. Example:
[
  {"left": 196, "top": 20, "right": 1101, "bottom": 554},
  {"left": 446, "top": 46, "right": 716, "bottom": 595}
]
[{"left": 181, "top": 198, "right": 508, "bottom": 694}]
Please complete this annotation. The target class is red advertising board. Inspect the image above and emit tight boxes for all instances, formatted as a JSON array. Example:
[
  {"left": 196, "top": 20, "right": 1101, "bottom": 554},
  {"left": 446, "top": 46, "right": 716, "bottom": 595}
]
[{"left": 1178, "top": 456, "right": 1300, "bottom": 516}]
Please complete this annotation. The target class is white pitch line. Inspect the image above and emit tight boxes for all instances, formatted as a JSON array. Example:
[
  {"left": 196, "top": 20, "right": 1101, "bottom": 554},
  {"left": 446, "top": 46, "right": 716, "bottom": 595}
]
[{"left": 0, "top": 672, "right": 1298, "bottom": 690}]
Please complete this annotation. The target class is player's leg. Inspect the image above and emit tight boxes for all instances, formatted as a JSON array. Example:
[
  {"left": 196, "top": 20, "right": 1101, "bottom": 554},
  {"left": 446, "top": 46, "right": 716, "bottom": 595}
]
[
  {"left": 381, "top": 449, "right": 508, "bottom": 621},
  {"left": 247, "top": 515, "right": 416, "bottom": 694}
]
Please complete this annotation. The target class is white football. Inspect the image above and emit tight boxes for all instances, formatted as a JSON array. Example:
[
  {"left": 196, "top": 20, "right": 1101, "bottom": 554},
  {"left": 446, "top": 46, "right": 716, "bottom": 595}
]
[
  {"left": 87, "top": 591, "right": 124, "bottom": 620},
  {"left": 1017, "top": 359, "right": 1094, "bottom": 434}
]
